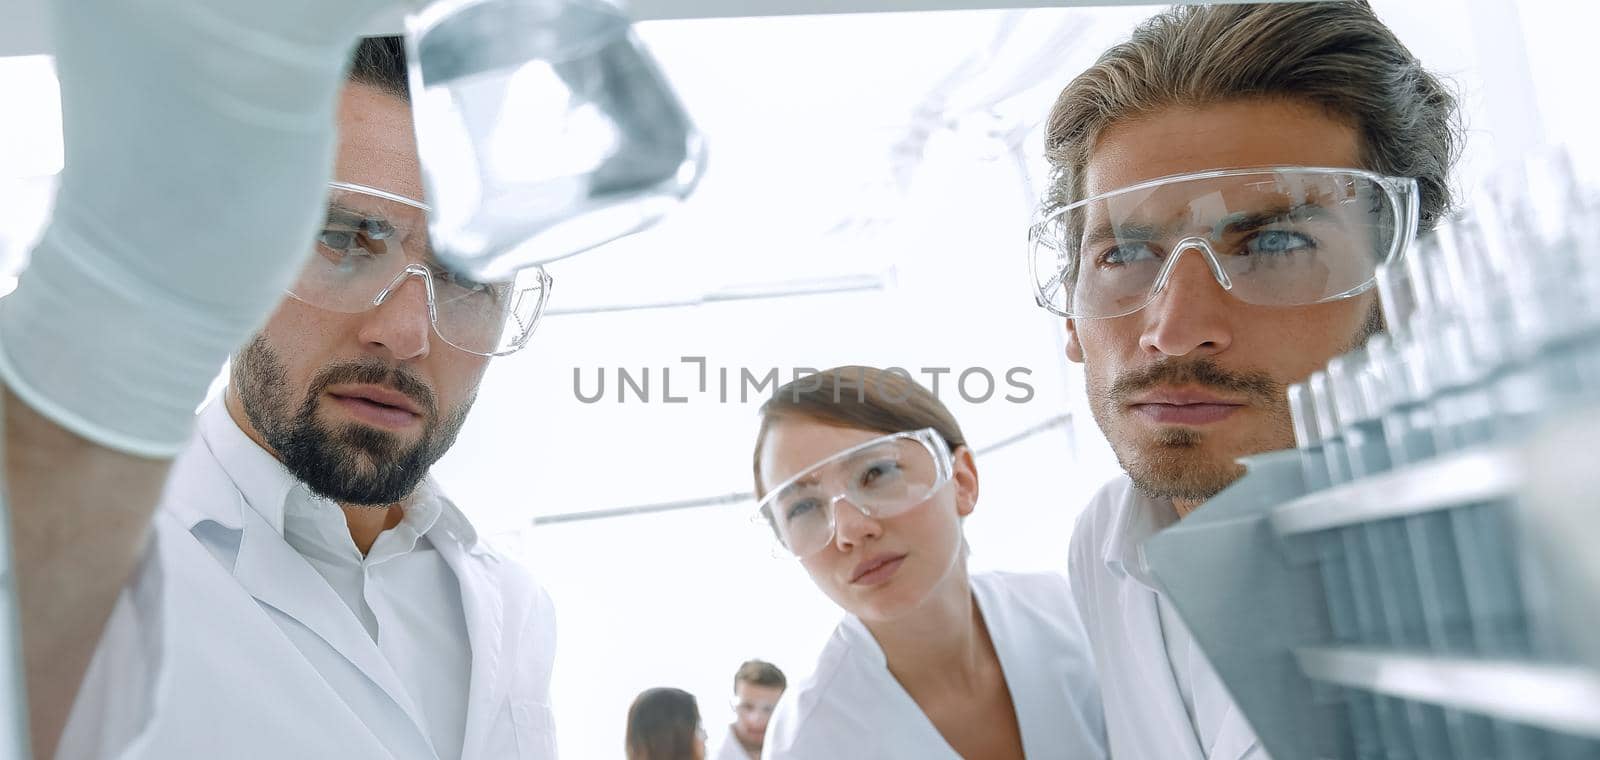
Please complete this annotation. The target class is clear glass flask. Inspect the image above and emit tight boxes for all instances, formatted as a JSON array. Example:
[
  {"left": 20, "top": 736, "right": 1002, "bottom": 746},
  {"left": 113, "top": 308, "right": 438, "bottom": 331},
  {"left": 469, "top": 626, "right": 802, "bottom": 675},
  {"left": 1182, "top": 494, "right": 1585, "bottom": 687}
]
[{"left": 405, "top": 0, "right": 706, "bottom": 280}]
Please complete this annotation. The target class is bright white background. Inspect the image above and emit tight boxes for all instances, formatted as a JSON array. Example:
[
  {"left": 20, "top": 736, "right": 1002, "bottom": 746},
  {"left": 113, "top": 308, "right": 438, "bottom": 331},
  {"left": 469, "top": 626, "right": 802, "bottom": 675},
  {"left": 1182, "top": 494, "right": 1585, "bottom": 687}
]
[{"left": 1, "top": 2, "right": 1596, "bottom": 758}]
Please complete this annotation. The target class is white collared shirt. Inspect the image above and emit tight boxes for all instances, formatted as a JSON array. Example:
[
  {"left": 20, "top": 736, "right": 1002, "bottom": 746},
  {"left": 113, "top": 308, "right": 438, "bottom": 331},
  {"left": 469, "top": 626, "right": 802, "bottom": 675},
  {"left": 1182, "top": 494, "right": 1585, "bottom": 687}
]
[
  {"left": 1067, "top": 476, "right": 1269, "bottom": 760},
  {"left": 711, "top": 725, "right": 756, "bottom": 760},
  {"left": 58, "top": 400, "right": 559, "bottom": 760},
  {"left": 200, "top": 402, "right": 474, "bottom": 760},
  {"left": 762, "top": 571, "right": 1106, "bottom": 760}
]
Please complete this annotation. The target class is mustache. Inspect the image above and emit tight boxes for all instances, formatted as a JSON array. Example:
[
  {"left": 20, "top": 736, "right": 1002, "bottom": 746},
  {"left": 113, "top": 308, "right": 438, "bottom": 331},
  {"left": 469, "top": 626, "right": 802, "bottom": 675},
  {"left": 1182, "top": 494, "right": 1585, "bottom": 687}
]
[
  {"left": 1109, "top": 358, "right": 1279, "bottom": 404},
  {"left": 306, "top": 360, "right": 439, "bottom": 420}
]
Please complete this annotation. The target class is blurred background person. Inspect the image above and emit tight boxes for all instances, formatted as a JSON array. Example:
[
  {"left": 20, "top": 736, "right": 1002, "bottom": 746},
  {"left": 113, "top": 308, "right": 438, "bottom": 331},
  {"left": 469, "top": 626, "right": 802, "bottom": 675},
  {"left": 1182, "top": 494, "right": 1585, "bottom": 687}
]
[
  {"left": 750, "top": 366, "right": 1105, "bottom": 759},
  {"left": 710, "top": 659, "right": 786, "bottom": 760},
  {"left": 627, "top": 687, "right": 708, "bottom": 760}
]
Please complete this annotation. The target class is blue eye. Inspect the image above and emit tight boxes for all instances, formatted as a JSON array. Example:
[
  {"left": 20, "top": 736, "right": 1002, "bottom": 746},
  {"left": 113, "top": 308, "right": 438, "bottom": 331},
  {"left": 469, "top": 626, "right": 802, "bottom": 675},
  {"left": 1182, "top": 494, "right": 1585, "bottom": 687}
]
[
  {"left": 784, "top": 498, "right": 821, "bottom": 522},
  {"left": 1244, "top": 230, "right": 1315, "bottom": 256},
  {"left": 1097, "top": 242, "right": 1160, "bottom": 267}
]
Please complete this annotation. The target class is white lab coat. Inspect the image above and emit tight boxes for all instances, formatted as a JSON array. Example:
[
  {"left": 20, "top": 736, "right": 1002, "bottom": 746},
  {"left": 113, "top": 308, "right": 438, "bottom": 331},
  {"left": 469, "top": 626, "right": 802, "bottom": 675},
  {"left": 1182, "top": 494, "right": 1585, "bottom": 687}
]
[
  {"left": 1067, "top": 476, "right": 1268, "bottom": 760},
  {"left": 762, "top": 571, "right": 1106, "bottom": 760},
  {"left": 56, "top": 416, "right": 559, "bottom": 760}
]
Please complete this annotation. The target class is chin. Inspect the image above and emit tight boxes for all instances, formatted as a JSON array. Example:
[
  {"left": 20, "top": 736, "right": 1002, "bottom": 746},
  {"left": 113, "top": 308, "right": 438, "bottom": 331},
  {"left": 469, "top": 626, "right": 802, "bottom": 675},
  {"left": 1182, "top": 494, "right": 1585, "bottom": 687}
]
[
  {"left": 851, "top": 578, "right": 933, "bottom": 622},
  {"left": 1118, "top": 440, "right": 1238, "bottom": 500}
]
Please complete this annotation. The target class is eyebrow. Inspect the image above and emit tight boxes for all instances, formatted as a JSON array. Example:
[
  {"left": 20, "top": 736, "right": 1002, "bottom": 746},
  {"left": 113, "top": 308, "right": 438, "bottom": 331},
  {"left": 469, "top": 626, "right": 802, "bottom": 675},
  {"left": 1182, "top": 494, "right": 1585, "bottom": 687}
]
[
  {"left": 1081, "top": 221, "right": 1163, "bottom": 248},
  {"left": 1215, "top": 202, "right": 1333, "bottom": 235},
  {"left": 324, "top": 204, "right": 398, "bottom": 236},
  {"left": 780, "top": 472, "right": 825, "bottom": 494},
  {"left": 324, "top": 205, "right": 377, "bottom": 226},
  {"left": 1080, "top": 201, "right": 1335, "bottom": 248}
]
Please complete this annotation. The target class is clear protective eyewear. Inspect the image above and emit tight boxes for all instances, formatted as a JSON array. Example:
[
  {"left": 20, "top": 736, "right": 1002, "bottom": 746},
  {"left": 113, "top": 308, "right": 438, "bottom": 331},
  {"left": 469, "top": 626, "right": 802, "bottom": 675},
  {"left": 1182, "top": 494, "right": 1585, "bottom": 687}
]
[
  {"left": 755, "top": 428, "right": 954, "bottom": 559},
  {"left": 1029, "top": 166, "right": 1421, "bottom": 320},
  {"left": 730, "top": 697, "right": 778, "bottom": 717},
  {"left": 286, "top": 181, "right": 553, "bottom": 357}
]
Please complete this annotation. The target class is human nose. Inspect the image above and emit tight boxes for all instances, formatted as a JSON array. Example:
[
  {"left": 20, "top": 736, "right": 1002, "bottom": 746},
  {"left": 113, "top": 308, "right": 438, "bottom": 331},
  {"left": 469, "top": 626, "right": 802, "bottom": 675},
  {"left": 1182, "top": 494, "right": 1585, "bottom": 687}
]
[
  {"left": 357, "top": 264, "right": 434, "bottom": 361},
  {"left": 1139, "top": 241, "right": 1235, "bottom": 359},
  {"left": 831, "top": 496, "right": 883, "bottom": 551}
]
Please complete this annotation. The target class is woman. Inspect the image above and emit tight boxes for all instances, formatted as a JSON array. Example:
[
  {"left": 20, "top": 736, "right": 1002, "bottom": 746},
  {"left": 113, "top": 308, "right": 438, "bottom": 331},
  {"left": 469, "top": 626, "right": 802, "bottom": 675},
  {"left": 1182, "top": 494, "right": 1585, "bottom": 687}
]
[
  {"left": 626, "top": 687, "right": 707, "bottom": 760},
  {"left": 752, "top": 367, "right": 1105, "bottom": 759}
]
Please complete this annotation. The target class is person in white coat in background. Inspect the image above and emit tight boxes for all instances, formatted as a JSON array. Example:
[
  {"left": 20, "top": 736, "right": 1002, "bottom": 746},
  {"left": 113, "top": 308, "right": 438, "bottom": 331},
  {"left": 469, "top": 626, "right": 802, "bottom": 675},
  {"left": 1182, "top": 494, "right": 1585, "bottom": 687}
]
[
  {"left": 709, "top": 660, "right": 785, "bottom": 760},
  {"left": 1035, "top": 3, "right": 1461, "bottom": 759},
  {"left": 1, "top": 11, "right": 560, "bottom": 758},
  {"left": 750, "top": 367, "right": 1106, "bottom": 760}
]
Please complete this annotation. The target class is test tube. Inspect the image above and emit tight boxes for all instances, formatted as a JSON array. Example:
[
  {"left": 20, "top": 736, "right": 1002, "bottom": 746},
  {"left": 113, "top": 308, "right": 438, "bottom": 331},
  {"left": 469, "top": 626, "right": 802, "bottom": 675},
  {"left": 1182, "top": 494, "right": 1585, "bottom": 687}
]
[
  {"left": 1310, "top": 371, "right": 1351, "bottom": 487},
  {"left": 1291, "top": 377, "right": 1358, "bottom": 647},
  {"left": 1430, "top": 202, "right": 1538, "bottom": 656},
  {"left": 1483, "top": 165, "right": 1600, "bottom": 434},
  {"left": 1415, "top": 322, "right": 1494, "bottom": 452},
  {"left": 1368, "top": 258, "right": 1474, "bottom": 755},
  {"left": 1312, "top": 368, "right": 1387, "bottom": 650},
  {"left": 1396, "top": 235, "right": 1473, "bottom": 453},
  {"left": 1292, "top": 379, "right": 1357, "bottom": 646},
  {"left": 1371, "top": 267, "right": 1440, "bottom": 468},
  {"left": 1330, "top": 347, "right": 1417, "bottom": 674},
  {"left": 1291, "top": 381, "right": 1379, "bottom": 755},
  {"left": 1289, "top": 381, "right": 1331, "bottom": 493},
  {"left": 1436, "top": 210, "right": 1550, "bottom": 439},
  {"left": 1329, "top": 349, "right": 1392, "bottom": 480}
]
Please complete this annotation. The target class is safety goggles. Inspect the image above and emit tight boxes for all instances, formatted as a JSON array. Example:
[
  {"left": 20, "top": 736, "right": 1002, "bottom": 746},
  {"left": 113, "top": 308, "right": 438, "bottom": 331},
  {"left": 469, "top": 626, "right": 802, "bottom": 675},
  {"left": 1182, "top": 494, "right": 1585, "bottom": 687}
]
[
  {"left": 730, "top": 697, "right": 778, "bottom": 717},
  {"left": 285, "top": 181, "right": 553, "bottom": 356},
  {"left": 755, "top": 428, "right": 953, "bottom": 558},
  {"left": 1029, "top": 167, "right": 1420, "bottom": 320}
]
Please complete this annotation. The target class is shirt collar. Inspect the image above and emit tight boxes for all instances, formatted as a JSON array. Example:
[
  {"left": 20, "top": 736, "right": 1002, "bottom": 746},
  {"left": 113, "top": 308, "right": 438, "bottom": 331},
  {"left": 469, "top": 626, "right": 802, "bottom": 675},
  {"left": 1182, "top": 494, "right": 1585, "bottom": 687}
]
[
  {"left": 1101, "top": 475, "right": 1181, "bottom": 592},
  {"left": 194, "top": 398, "right": 482, "bottom": 553},
  {"left": 837, "top": 612, "right": 889, "bottom": 668},
  {"left": 197, "top": 398, "right": 300, "bottom": 536}
]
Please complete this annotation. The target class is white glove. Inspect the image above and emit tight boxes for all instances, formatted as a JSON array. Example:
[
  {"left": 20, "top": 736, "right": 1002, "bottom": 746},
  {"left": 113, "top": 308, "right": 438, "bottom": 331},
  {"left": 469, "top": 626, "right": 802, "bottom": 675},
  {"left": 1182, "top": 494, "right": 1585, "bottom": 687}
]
[{"left": 0, "top": 0, "right": 419, "bottom": 458}]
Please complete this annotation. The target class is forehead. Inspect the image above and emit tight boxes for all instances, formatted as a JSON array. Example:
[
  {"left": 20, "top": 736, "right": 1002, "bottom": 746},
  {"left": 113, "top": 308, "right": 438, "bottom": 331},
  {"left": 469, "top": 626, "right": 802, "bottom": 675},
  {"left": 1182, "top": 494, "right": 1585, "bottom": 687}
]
[
  {"left": 332, "top": 82, "right": 423, "bottom": 202},
  {"left": 735, "top": 682, "right": 783, "bottom": 699},
  {"left": 758, "top": 419, "right": 887, "bottom": 489},
  {"left": 1083, "top": 99, "right": 1362, "bottom": 199}
]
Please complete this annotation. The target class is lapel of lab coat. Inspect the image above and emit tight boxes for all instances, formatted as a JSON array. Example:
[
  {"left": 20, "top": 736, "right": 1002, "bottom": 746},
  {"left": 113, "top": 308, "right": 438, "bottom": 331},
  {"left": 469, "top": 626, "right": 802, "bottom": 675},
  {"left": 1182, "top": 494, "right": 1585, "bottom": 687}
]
[
  {"left": 434, "top": 526, "right": 507, "bottom": 760},
  {"left": 231, "top": 497, "right": 433, "bottom": 733},
  {"left": 1183, "top": 636, "right": 1264, "bottom": 760},
  {"left": 1206, "top": 700, "right": 1264, "bottom": 760},
  {"left": 1109, "top": 486, "right": 1261, "bottom": 760},
  {"left": 1101, "top": 483, "right": 1209, "bottom": 760},
  {"left": 972, "top": 575, "right": 1054, "bottom": 758},
  {"left": 163, "top": 429, "right": 435, "bottom": 749},
  {"left": 1147, "top": 588, "right": 1265, "bottom": 760},
  {"left": 1119, "top": 583, "right": 1210, "bottom": 760}
]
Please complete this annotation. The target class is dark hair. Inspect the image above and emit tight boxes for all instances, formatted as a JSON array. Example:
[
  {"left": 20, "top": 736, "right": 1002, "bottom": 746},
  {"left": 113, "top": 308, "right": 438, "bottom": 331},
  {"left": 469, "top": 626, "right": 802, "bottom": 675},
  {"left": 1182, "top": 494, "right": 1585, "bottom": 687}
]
[
  {"left": 1042, "top": 0, "right": 1460, "bottom": 288},
  {"left": 733, "top": 660, "right": 786, "bottom": 692},
  {"left": 348, "top": 36, "right": 410, "bottom": 101},
  {"left": 625, "top": 688, "right": 701, "bottom": 760},
  {"left": 753, "top": 366, "right": 968, "bottom": 496}
]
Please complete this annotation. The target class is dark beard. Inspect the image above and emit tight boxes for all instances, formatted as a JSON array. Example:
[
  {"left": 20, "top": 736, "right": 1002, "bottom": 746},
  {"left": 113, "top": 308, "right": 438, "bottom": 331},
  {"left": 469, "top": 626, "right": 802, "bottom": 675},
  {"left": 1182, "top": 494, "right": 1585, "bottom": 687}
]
[{"left": 232, "top": 336, "right": 471, "bottom": 507}]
